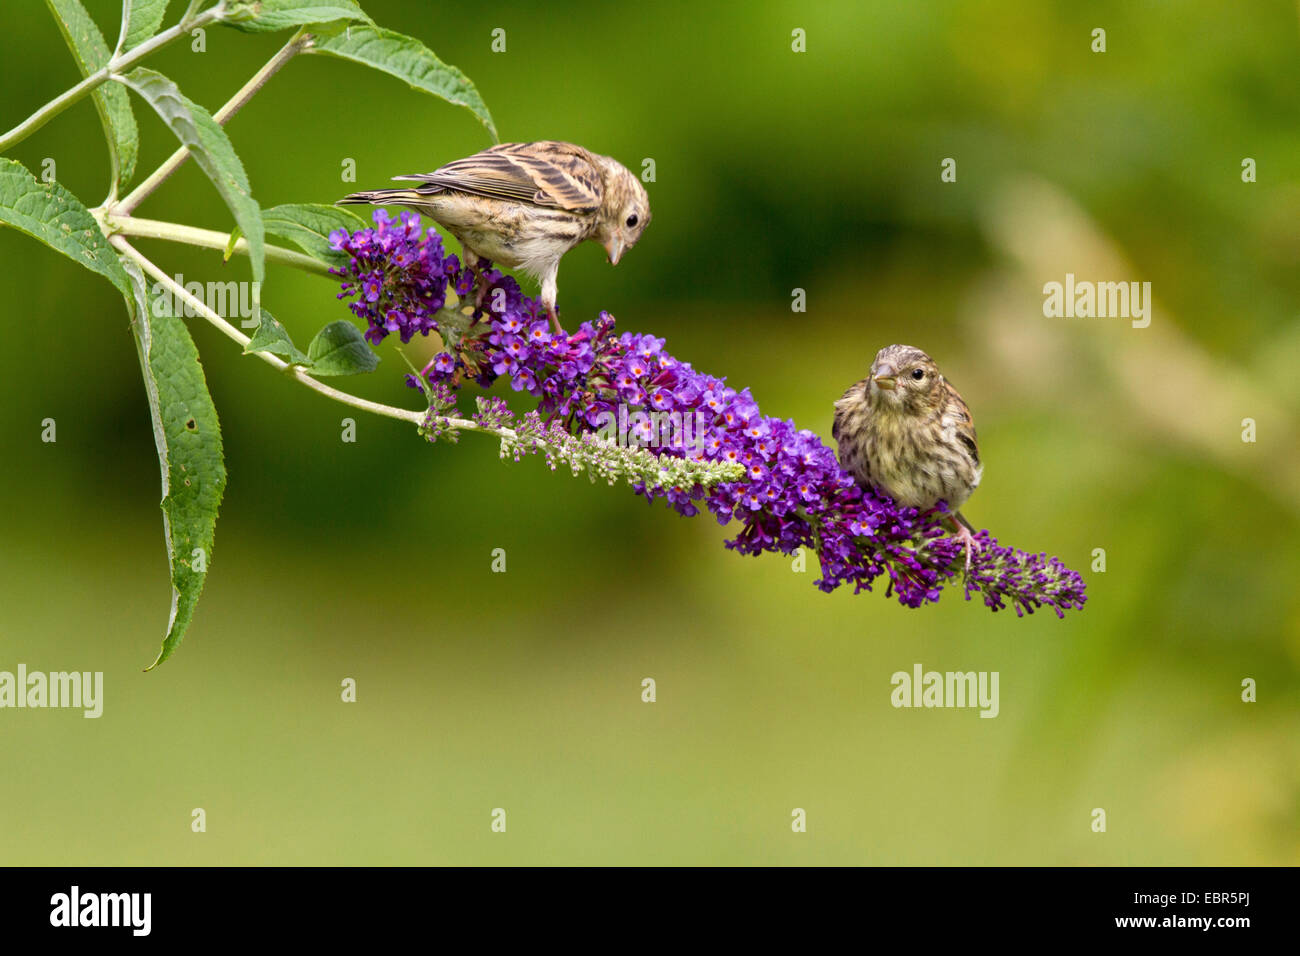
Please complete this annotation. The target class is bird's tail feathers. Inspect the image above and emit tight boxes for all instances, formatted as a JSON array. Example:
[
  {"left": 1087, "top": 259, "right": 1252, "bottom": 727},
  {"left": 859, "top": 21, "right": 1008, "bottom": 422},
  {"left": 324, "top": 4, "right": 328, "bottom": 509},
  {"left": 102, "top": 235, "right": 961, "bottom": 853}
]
[{"left": 336, "top": 186, "right": 440, "bottom": 207}]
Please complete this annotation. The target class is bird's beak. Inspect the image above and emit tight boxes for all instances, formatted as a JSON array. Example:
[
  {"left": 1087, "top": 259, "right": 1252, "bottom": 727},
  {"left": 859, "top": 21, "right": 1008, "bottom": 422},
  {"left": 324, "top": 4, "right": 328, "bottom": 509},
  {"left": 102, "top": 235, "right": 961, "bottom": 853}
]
[
  {"left": 872, "top": 364, "right": 897, "bottom": 390},
  {"left": 604, "top": 236, "right": 625, "bottom": 266}
]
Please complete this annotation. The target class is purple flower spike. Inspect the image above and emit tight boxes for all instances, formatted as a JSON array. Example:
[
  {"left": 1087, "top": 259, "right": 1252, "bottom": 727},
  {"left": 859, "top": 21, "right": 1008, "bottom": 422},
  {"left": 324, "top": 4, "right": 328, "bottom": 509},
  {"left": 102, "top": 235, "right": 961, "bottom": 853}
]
[{"left": 330, "top": 223, "right": 1088, "bottom": 616}]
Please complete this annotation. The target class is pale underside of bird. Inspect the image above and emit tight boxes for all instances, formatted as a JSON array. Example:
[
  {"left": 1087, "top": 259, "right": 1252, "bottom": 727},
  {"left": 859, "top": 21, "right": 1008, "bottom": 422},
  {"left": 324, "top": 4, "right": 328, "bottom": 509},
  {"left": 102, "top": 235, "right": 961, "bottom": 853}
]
[
  {"left": 338, "top": 141, "right": 650, "bottom": 331},
  {"left": 833, "top": 344, "right": 984, "bottom": 569}
]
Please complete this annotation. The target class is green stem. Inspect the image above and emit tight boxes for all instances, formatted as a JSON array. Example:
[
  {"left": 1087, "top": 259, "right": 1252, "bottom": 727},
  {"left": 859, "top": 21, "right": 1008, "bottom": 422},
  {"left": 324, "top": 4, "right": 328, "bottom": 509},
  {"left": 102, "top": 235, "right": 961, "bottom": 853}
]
[
  {"left": 116, "top": 28, "right": 313, "bottom": 215},
  {"left": 112, "top": 0, "right": 131, "bottom": 60},
  {"left": 0, "top": 5, "right": 224, "bottom": 154},
  {"left": 106, "top": 214, "right": 333, "bottom": 276}
]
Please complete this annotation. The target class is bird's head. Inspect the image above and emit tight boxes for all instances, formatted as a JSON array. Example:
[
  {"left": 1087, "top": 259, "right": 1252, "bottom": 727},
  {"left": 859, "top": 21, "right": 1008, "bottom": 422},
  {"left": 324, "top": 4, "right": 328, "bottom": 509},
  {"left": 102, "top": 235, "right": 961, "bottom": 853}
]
[
  {"left": 868, "top": 344, "right": 943, "bottom": 416},
  {"left": 593, "top": 156, "right": 650, "bottom": 266}
]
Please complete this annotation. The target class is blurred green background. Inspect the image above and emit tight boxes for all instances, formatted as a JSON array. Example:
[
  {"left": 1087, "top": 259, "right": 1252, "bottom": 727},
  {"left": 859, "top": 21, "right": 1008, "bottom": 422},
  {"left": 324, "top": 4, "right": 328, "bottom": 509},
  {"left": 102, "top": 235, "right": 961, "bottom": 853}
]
[{"left": 1, "top": 0, "right": 1298, "bottom": 865}]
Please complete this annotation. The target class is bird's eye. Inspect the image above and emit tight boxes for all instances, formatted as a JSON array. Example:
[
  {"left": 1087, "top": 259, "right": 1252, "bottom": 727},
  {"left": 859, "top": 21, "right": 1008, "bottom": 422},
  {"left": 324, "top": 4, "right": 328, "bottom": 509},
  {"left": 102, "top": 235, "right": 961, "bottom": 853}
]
[
  {"left": 626, "top": 214, "right": 638, "bottom": 228},
  {"left": 911, "top": 368, "right": 925, "bottom": 380}
]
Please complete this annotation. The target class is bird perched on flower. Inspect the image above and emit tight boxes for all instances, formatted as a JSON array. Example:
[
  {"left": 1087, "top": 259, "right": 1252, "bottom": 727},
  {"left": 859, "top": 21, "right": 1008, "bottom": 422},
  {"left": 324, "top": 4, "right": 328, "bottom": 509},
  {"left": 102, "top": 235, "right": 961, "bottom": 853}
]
[
  {"left": 337, "top": 141, "right": 650, "bottom": 332},
  {"left": 833, "top": 344, "right": 983, "bottom": 569}
]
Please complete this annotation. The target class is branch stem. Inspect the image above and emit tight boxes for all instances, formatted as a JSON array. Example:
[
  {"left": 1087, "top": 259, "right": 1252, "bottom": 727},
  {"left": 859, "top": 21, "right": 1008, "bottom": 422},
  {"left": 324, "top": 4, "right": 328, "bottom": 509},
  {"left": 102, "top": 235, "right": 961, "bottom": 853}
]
[
  {"left": 106, "top": 214, "right": 333, "bottom": 276},
  {"left": 116, "top": 28, "right": 313, "bottom": 214},
  {"left": 105, "top": 238, "right": 527, "bottom": 441},
  {"left": 0, "top": 5, "right": 223, "bottom": 154}
]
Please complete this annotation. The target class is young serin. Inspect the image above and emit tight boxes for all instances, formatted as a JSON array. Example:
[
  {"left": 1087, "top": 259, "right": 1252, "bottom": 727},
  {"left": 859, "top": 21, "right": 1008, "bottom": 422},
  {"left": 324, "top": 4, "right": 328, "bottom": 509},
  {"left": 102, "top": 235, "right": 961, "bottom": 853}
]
[
  {"left": 338, "top": 140, "right": 650, "bottom": 331},
  {"left": 833, "top": 344, "right": 984, "bottom": 569}
]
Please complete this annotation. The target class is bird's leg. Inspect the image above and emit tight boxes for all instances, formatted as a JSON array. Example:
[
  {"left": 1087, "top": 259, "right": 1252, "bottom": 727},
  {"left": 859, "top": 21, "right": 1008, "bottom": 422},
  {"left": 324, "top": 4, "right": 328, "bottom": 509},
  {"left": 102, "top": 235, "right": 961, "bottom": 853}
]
[
  {"left": 462, "top": 248, "right": 490, "bottom": 320},
  {"left": 947, "top": 511, "right": 981, "bottom": 572},
  {"left": 952, "top": 522, "right": 980, "bottom": 572},
  {"left": 540, "top": 263, "right": 562, "bottom": 334}
]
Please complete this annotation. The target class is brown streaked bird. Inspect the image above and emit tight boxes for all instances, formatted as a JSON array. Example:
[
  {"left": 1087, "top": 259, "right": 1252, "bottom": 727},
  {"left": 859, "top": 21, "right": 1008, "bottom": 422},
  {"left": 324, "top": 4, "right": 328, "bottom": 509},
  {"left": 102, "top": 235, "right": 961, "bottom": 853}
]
[
  {"left": 833, "top": 344, "right": 984, "bottom": 569},
  {"left": 338, "top": 140, "right": 650, "bottom": 331}
]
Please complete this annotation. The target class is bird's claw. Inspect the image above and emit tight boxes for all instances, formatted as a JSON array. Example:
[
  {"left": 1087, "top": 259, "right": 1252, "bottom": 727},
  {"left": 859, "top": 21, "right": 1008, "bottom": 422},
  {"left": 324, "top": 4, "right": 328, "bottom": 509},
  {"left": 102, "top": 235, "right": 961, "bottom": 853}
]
[{"left": 954, "top": 523, "right": 981, "bottom": 573}]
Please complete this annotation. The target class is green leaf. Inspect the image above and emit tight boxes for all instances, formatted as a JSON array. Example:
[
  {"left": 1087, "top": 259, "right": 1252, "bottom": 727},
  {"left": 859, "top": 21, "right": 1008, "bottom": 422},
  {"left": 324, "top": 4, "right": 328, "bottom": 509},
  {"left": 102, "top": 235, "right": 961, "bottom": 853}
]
[
  {"left": 244, "top": 308, "right": 311, "bottom": 365},
  {"left": 222, "top": 226, "right": 240, "bottom": 262},
  {"left": 307, "top": 320, "right": 379, "bottom": 376},
  {"left": 121, "top": 258, "right": 227, "bottom": 670},
  {"left": 116, "top": 68, "right": 264, "bottom": 298},
  {"left": 44, "top": 0, "right": 140, "bottom": 185},
  {"left": 308, "top": 25, "right": 497, "bottom": 140},
  {"left": 227, "top": 203, "right": 366, "bottom": 267},
  {"left": 120, "top": 0, "right": 170, "bottom": 51},
  {"left": 221, "top": 0, "right": 371, "bottom": 32},
  {"left": 0, "top": 158, "right": 131, "bottom": 296}
]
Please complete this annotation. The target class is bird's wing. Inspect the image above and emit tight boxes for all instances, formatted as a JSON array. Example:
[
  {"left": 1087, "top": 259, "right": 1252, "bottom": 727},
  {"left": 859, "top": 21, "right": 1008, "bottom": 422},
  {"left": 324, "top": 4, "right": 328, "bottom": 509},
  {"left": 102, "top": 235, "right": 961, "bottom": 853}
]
[
  {"left": 831, "top": 380, "right": 868, "bottom": 442},
  {"left": 943, "top": 379, "right": 980, "bottom": 464},
  {"left": 392, "top": 142, "right": 604, "bottom": 215}
]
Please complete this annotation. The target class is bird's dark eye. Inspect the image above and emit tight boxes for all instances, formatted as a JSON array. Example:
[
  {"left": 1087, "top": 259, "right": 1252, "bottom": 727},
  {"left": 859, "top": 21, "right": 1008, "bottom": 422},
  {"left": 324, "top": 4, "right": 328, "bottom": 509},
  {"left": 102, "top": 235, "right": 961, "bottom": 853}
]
[
  {"left": 911, "top": 368, "right": 925, "bottom": 380},
  {"left": 626, "top": 214, "right": 638, "bottom": 228}
]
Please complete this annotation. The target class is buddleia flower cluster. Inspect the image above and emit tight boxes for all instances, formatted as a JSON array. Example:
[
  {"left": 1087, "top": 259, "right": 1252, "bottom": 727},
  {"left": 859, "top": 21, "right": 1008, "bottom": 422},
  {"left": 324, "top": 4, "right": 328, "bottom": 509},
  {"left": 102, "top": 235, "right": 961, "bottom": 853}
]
[
  {"left": 332, "top": 211, "right": 1087, "bottom": 616},
  {"left": 330, "top": 209, "right": 469, "bottom": 344}
]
